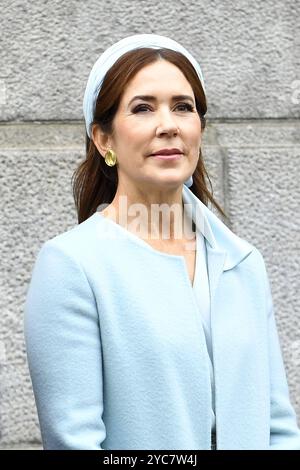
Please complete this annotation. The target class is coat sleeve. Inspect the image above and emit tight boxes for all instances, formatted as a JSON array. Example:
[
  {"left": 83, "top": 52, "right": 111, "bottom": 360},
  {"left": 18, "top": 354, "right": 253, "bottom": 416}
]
[
  {"left": 260, "top": 252, "right": 300, "bottom": 449},
  {"left": 24, "top": 239, "right": 106, "bottom": 449}
]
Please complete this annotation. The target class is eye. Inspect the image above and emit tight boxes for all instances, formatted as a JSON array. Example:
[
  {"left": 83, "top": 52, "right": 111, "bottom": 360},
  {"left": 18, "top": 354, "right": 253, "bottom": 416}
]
[
  {"left": 132, "top": 104, "right": 151, "bottom": 113},
  {"left": 176, "top": 103, "right": 194, "bottom": 112},
  {"left": 132, "top": 102, "right": 195, "bottom": 113}
]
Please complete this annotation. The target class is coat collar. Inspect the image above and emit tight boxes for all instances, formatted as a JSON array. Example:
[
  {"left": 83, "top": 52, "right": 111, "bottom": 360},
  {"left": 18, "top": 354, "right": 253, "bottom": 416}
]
[{"left": 182, "top": 185, "right": 254, "bottom": 271}]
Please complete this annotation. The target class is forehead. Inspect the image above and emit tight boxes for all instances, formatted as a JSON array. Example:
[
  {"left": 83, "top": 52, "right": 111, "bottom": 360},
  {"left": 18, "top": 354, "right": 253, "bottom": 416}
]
[{"left": 121, "top": 60, "right": 194, "bottom": 101}]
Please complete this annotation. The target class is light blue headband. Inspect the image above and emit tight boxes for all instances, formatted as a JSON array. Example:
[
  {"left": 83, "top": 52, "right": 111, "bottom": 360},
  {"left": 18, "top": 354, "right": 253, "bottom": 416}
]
[{"left": 83, "top": 33, "right": 206, "bottom": 188}]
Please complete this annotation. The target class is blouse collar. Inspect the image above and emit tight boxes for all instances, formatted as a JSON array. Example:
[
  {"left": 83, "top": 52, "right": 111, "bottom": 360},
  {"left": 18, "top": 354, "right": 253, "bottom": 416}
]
[{"left": 182, "top": 185, "right": 254, "bottom": 270}]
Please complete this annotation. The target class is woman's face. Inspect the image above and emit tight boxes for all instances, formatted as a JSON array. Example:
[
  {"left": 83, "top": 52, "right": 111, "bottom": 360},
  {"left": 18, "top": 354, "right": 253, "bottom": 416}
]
[{"left": 98, "top": 59, "right": 202, "bottom": 192}]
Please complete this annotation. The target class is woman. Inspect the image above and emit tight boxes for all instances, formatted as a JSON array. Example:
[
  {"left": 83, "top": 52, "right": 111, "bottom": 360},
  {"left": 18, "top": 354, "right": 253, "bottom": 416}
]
[{"left": 24, "top": 33, "right": 300, "bottom": 450}]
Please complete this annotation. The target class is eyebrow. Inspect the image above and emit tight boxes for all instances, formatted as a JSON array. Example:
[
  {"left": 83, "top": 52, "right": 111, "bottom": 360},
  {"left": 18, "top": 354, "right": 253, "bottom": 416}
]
[{"left": 128, "top": 95, "right": 195, "bottom": 106}]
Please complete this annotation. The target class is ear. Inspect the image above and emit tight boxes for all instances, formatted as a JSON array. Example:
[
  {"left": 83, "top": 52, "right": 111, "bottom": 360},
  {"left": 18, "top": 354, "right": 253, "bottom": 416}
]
[{"left": 91, "top": 124, "right": 111, "bottom": 158}]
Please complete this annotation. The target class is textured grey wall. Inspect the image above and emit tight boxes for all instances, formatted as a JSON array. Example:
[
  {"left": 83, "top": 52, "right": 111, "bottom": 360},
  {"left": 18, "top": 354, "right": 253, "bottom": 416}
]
[{"left": 0, "top": 0, "right": 299, "bottom": 449}]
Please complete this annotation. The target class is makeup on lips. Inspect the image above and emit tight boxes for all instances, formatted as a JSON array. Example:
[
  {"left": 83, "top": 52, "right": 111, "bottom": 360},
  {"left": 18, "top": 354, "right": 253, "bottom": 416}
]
[{"left": 149, "top": 148, "right": 183, "bottom": 160}]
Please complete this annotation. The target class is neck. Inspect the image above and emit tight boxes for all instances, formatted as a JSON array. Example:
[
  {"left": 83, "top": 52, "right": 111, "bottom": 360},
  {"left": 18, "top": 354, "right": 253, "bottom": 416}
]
[{"left": 101, "top": 185, "right": 195, "bottom": 242}]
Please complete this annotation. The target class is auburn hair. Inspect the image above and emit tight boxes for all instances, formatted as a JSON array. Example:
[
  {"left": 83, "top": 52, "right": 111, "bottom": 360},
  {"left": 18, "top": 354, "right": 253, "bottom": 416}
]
[{"left": 72, "top": 47, "right": 228, "bottom": 224}]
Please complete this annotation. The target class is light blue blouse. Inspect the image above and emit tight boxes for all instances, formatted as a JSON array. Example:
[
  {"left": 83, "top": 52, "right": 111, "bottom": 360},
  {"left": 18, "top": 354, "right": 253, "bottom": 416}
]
[
  {"left": 192, "top": 228, "right": 216, "bottom": 433},
  {"left": 181, "top": 185, "right": 217, "bottom": 433}
]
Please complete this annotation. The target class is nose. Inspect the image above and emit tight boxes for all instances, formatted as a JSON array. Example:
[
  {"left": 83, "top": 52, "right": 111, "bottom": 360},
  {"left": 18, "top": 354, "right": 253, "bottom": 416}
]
[{"left": 155, "top": 108, "right": 179, "bottom": 136}]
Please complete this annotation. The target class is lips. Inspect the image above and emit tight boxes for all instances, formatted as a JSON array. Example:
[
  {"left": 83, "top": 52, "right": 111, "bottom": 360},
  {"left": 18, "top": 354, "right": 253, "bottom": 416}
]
[
  {"left": 150, "top": 154, "right": 182, "bottom": 161},
  {"left": 150, "top": 148, "right": 183, "bottom": 156}
]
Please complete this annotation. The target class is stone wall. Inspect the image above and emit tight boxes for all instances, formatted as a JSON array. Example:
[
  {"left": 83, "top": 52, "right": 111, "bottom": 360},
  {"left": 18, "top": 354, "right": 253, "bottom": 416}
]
[{"left": 0, "top": 0, "right": 299, "bottom": 449}]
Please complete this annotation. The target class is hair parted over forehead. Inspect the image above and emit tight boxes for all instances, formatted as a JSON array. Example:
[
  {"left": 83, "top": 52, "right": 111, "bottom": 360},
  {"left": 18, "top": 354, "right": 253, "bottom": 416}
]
[
  {"left": 92, "top": 47, "right": 207, "bottom": 139},
  {"left": 73, "top": 42, "right": 227, "bottom": 224}
]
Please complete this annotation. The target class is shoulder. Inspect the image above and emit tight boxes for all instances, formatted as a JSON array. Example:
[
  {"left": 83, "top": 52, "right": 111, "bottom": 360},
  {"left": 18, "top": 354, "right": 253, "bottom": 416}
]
[
  {"left": 246, "top": 245, "right": 269, "bottom": 279},
  {"left": 27, "top": 216, "right": 104, "bottom": 303},
  {"left": 234, "top": 240, "right": 270, "bottom": 287},
  {"left": 32, "top": 212, "right": 126, "bottom": 282},
  {"left": 37, "top": 212, "right": 105, "bottom": 264}
]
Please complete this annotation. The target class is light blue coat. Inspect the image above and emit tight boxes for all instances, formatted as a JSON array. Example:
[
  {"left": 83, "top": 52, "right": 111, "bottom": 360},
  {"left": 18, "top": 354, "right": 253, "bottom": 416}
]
[{"left": 24, "top": 185, "right": 300, "bottom": 450}]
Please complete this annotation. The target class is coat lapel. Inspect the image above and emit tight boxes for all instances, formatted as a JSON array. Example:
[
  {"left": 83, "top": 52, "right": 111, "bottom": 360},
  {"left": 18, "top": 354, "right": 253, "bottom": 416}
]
[
  {"left": 182, "top": 186, "right": 259, "bottom": 448},
  {"left": 182, "top": 185, "right": 254, "bottom": 303}
]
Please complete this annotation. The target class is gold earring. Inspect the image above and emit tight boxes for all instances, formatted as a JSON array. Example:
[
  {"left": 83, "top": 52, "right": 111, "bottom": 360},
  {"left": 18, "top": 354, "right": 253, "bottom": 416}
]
[{"left": 104, "top": 149, "right": 117, "bottom": 166}]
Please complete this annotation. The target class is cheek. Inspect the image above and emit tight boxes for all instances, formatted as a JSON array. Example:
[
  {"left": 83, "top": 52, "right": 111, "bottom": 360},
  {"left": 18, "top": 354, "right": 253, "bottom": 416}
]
[
  {"left": 186, "top": 129, "right": 202, "bottom": 150},
  {"left": 194, "top": 121, "right": 202, "bottom": 146},
  {"left": 118, "top": 122, "right": 147, "bottom": 147},
  {"left": 183, "top": 116, "right": 201, "bottom": 139}
]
